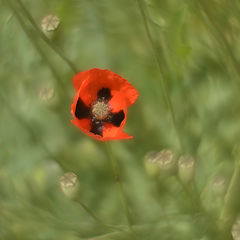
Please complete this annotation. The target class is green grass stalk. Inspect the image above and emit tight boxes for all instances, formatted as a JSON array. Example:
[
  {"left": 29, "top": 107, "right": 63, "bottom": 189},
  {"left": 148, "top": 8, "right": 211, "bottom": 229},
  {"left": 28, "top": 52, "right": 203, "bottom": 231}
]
[
  {"left": 136, "top": 0, "right": 185, "bottom": 152},
  {"left": 105, "top": 142, "right": 136, "bottom": 239},
  {"left": 5, "top": 0, "right": 68, "bottom": 100},
  {"left": 14, "top": 0, "right": 78, "bottom": 74},
  {"left": 219, "top": 159, "right": 240, "bottom": 239},
  {"left": 0, "top": 92, "right": 125, "bottom": 233}
]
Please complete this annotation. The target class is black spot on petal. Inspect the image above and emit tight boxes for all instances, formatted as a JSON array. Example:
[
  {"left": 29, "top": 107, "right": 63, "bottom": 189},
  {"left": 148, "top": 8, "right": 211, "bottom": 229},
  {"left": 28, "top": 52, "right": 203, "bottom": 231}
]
[
  {"left": 75, "top": 98, "right": 90, "bottom": 119},
  {"left": 90, "top": 120, "right": 103, "bottom": 136},
  {"left": 107, "top": 110, "right": 125, "bottom": 127},
  {"left": 97, "top": 88, "right": 112, "bottom": 101}
]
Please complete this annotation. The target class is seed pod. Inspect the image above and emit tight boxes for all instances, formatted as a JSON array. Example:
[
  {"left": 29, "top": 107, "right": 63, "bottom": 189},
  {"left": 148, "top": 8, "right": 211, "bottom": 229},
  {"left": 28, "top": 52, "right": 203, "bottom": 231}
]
[
  {"left": 39, "top": 86, "right": 54, "bottom": 102},
  {"left": 232, "top": 214, "right": 240, "bottom": 240},
  {"left": 144, "top": 151, "right": 160, "bottom": 177},
  {"left": 59, "top": 172, "right": 79, "bottom": 199},
  {"left": 41, "top": 14, "right": 60, "bottom": 32},
  {"left": 157, "top": 149, "right": 176, "bottom": 175},
  {"left": 178, "top": 155, "right": 195, "bottom": 183},
  {"left": 211, "top": 175, "right": 227, "bottom": 196}
]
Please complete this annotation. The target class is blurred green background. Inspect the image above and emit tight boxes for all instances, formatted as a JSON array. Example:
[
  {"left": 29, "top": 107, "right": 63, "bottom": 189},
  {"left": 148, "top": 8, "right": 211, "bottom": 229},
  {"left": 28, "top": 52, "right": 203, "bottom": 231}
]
[{"left": 1, "top": 0, "right": 240, "bottom": 239}]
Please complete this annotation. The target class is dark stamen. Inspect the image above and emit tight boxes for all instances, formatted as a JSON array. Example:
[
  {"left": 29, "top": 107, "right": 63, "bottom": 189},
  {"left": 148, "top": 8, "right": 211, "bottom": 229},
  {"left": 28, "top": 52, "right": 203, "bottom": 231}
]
[
  {"left": 97, "top": 88, "right": 112, "bottom": 101},
  {"left": 106, "top": 110, "right": 125, "bottom": 127},
  {"left": 75, "top": 98, "right": 90, "bottom": 119},
  {"left": 90, "top": 120, "right": 103, "bottom": 136}
]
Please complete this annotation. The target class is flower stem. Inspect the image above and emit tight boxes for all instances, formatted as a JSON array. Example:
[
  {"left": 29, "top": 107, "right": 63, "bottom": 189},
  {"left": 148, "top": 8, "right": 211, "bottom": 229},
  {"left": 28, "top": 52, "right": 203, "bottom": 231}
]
[
  {"left": 136, "top": 0, "right": 184, "bottom": 152},
  {"left": 0, "top": 93, "right": 125, "bottom": 233},
  {"left": 197, "top": 1, "right": 240, "bottom": 79},
  {"left": 14, "top": 0, "right": 78, "bottom": 74},
  {"left": 105, "top": 142, "right": 135, "bottom": 238},
  {"left": 218, "top": 159, "right": 240, "bottom": 239},
  {"left": 5, "top": 0, "right": 69, "bottom": 100},
  {"left": 73, "top": 196, "right": 126, "bottom": 232}
]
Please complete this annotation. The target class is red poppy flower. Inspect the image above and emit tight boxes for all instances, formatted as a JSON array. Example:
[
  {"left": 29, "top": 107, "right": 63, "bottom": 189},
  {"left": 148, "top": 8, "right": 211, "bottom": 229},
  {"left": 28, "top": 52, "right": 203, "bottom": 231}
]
[{"left": 71, "top": 68, "right": 138, "bottom": 141}]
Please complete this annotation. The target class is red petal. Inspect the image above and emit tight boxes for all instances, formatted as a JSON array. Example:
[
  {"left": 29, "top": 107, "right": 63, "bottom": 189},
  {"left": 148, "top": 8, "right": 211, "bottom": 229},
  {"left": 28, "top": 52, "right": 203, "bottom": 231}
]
[
  {"left": 73, "top": 68, "right": 138, "bottom": 107},
  {"left": 71, "top": 119, "right": 132, "bottom": 141},
  {"left": 71, "top": 119, "right": 91, "bottom": 132},
  {"left": 102, "top": 123, "right": 132, "bottom": 140},
  {"left": 109, "top": 91, "right": 126, "bottom": 113},
  {"left": 71, "top": 68, "right": 137, "bottom": 141},
  {"left": 73, "top": 71, "right": 91, "bottom": 91}
]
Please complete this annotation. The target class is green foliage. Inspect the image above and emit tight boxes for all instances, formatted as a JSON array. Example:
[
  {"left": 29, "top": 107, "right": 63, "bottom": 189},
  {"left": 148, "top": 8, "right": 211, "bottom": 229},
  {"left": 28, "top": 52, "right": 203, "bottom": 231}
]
[{"left": 1, "top": 0, "right": 240, "bottom": 239}]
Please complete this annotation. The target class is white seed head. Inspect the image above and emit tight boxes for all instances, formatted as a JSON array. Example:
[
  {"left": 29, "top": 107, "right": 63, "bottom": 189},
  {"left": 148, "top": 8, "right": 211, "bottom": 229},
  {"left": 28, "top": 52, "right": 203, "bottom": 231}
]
[
  {"left": 41, "top": 14, "right": 60, "bottom": 32},
  {"left": 211, "top": 175, "right": 227, "bottom": 196},
  {"left": 178, "top": 155, "right": 195, "bottom": 183},
  {"left": 157, "top": 149, "right": 175, "bottom": 169},
  {"left": 59, "top": 172, "right": 78, "bottom": 198},
  {"left": 232, "top": 215, "right": 240, "bottom": 240},
  {"left": 39, "top": 86, "right": 54, "bottom": 102},
  {"left": 156, "top": 149, "right": 176, "bottom": 175},
  {"left": 91, "top": 101, "right": 110, "bottom": 120},
  {"left": 60, "top": 172, "right": 77, "bottom": 188},
  {"left": 144, "top": 151, "right": 160, "bottom": 177}
]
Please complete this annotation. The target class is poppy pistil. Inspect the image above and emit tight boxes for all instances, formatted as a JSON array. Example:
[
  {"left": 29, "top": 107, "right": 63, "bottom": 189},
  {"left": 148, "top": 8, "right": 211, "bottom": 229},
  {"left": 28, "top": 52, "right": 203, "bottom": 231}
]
[{"left": 91, "top": 100, "right": 110, "bottom": 120}]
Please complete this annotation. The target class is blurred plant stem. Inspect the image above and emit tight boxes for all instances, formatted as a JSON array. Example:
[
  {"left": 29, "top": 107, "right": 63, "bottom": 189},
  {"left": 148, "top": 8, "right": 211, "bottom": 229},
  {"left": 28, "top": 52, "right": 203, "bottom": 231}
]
[
  {"left": 0, "top": 92, "right": 62, "bottom": 168},
  {"left": 136, "top": 0, "right": 185, "bottom": 153},
  {"left": 73, "top": 196, "right": 126, "bottom": 233},
  {"left": 219, "top": 159, "right": 240, "bottom": 239},
  {"left": 14, "top": 0, "right": 78, "bottom": 74},
  {"left": 4, "top": 0, "right": 69, "bottom": 100},
  {"left": 197, "top": 0, "right": 240, "bottom": 79},
  {"left": 105, "top": 142, "right": 136, "bottom": 239},
  {"left": 0, "top": 93, "right": 125, "bottom": 234},
  {"left": 176, "top": 175, "right": 203, "bottom": 212}
]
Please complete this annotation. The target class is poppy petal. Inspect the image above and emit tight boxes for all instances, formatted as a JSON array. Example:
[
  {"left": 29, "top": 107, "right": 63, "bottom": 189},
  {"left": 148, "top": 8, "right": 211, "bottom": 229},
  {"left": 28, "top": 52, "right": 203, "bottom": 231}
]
[
  {"left": 102, "top": 123, "right": 133, "bottom": 140},
  {"left": 115, "top": 131, "right": 133, "bottom": 140},
  {"left": 90, "top": 120, "right": 103, "bottom": 136},
  {"left": 73, "top": 71, "right": 91, "bottom": 91},
  {"left": 106, "top": 110, "right": 125, "bottom": 127},
  {"left": 97, "top": 88, "right": 112, "bottom": 101},
  {"left": 71, "top": 68, "right": 138, "bottom": 141},
  {"left": 108, "top": 91, "right": 126, "bottom": 113},
  {"left": 76, "top": 69, "right": 138, "bottom": 107},
  {"left": 75, "top": 98, "right": 90, "bottom": 119},
  {"left": 71, "top": 119, "right": 92, "bottom": 132}
]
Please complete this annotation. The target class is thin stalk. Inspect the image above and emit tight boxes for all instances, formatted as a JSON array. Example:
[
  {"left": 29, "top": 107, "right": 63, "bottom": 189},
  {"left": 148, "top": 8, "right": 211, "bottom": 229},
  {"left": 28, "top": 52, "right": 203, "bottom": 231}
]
[
  {"left": 198, "top": 1, "right": 240, "bottom": 79},
  {"left": 3, "top": 0, "right": 127, "bottom": 233},
  {"left": 14, "top": 0, "right": 78, "bottom": 74},
  {"left": 5, "top": 0, "right": 68, "bottom": 100},
  {"left": 218, "top": 159, "right": 240, "bottom": 239},
  {"left": 136, "top": 0, "right": 184, "bottom": 152},
  {"left": 105, "top": 142, "right": 135, "bottom": 238},
  {"left": 0, "top": 93, "right": 124, "bottom": 233},
  {"left": 73, "top": 196, "right": 126, "bottom": 233}
]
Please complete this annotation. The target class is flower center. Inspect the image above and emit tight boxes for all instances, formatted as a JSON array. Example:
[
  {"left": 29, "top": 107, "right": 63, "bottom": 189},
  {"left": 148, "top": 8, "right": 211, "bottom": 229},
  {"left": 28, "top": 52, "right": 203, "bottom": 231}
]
[{"left": 91, "top": 101, "right": 110, "bottom": 120}]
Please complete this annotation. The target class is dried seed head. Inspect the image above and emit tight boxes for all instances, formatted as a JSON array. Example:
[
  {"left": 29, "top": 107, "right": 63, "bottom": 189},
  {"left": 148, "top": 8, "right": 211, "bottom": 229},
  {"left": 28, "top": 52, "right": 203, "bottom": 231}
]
[
  {"left": 157, "top": 149, "right": 176, "bottom": 174},
  {"left": 211, "top": 175, "right": 227, "bottom": 196},
  {"left": 232, "top": 215, "right": 240, "bottom": 240},
  {"left": 91, "top": 101, "right": 110, "bottom": 120},
  {"left": 178, "top": 155, "right": 195, "bottom": 183},
  {"left": 39, "top": 86, "right": 54, "bottom": 102},
  {"left": 59, "top": 172, "right": 78, "bottom": 198},
  {"left": 144, "top": 151, "right": 160, "bottom": 177},
  {"left": 41, "top": 14, "right": 60, "bottom": 32}
]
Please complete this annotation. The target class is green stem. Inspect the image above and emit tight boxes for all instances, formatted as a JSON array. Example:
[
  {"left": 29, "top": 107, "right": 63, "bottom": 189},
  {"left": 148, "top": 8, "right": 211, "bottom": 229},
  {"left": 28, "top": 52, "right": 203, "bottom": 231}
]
[
  {"left": 5, "top": 0, "right": 68, "bottom": 100},
  {"left": 74, "top": 196, "right": 126, "bottom": 233},
  {"left": 14, "top": 0, "right": 78, "bottom": 74},
  {"left": 105, "top": 142, "right": 135, "bottom": 238},
  {"left": 0, "top": 93, "right": 125, "bottom": 233},
  {"left": 219, "top": 160, "right": 240, "bottom": 239},
  {"left": 136, "top": 0, "right": 184, "bottom": 152},
  {"left": 197, "top": 1, "right": 240, "bottom": 79}
]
